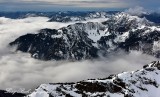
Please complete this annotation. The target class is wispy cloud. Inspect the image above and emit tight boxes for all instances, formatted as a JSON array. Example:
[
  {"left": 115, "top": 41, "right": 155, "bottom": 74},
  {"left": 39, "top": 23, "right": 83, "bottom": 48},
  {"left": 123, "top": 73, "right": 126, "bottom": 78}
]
[
  {"left": 0, "top": 0, "right": 134, "bottom": 8},
  {"left": 125, "top": 6, "right": 147, "bottom": 16},
  {"left": 0, "top": 0, "right": 159, "bottom": 13}
]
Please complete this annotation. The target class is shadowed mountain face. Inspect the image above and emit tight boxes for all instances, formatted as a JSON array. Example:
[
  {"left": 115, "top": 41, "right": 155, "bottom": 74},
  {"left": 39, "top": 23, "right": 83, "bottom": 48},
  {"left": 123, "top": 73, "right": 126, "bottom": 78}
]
[
  {"left": 9, "top": 27, "right": 98, "bottom": 60},
  {"left": 0, "top": 90, "right": 26, "bottom": 97},
  {"left": 27, "top": 61, "right": 160, "bottom": 97},
  {"left": 9, "top": 12, "right": 160, "bottom": 61}
]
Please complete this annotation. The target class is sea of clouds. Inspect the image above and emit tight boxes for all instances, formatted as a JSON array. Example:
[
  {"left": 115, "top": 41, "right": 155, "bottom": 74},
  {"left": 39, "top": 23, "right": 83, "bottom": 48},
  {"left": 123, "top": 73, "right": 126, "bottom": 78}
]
[{"left": 0, "top": 16, "right": 158, "bottom": 90}]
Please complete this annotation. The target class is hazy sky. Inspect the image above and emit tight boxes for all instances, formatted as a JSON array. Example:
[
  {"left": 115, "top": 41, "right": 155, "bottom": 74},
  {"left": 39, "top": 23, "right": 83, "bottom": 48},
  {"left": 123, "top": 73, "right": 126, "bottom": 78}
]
[{"left": 0, "top": 0, "right": 159, "bottom": 11}]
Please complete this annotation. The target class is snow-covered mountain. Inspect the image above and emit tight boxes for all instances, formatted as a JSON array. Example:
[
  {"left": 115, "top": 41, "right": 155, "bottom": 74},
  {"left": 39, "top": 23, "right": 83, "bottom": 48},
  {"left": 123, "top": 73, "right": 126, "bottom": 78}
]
[
  {"left": 9, "top": 12, "right": 160, "bottom": 60},
  {"left": 26, "top": 61, "right": 160, "bottom": 97}
]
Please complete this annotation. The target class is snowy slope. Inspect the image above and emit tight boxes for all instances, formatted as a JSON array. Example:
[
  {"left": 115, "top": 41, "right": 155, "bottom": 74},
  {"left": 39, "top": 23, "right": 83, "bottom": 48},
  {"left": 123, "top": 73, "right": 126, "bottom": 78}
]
[{"left": 27, "top": 61, "right": 160, "bottom": 97}]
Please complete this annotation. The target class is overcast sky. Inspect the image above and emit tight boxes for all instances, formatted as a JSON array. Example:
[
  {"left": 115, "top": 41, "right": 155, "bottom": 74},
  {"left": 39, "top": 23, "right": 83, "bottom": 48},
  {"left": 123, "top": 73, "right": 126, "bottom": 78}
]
[{"left": 0, "top": 0, "right": 159, "bottom": 11}]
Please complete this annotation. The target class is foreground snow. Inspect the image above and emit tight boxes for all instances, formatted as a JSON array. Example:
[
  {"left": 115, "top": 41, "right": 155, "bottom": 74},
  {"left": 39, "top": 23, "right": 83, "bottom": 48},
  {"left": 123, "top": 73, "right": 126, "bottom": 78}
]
[{"left": 27, "top": 61, "right": 160, "bottom": 97}]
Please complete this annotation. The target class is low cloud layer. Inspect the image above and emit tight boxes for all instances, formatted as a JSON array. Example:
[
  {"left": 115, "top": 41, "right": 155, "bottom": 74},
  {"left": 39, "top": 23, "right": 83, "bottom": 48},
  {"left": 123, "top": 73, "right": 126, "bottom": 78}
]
[
  {"left": 0, "top": 51, "right": 157, "bottom": 90},
  {"left": 0, "top": 16, "right": 158, "bottom": 90}
]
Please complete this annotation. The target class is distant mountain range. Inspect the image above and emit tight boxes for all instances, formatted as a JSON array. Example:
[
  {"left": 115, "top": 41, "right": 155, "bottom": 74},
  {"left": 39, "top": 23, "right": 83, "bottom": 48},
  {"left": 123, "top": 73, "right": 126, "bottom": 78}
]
[
  {"left": 0, "top": 11, "right": 160, "bottom": 23},
  {"left": 0, "top": 11, "right": 117, "bottom": 19}
]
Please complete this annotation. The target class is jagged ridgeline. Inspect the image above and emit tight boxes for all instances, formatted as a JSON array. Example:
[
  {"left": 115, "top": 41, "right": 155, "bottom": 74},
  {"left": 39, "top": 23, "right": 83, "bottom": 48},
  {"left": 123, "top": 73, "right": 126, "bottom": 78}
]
[
  {"left": 27, "top": 61, "right": 160, "bottom": 97},
  {"left": 9, "top": 12, "right": 160, "bottom": 60}
]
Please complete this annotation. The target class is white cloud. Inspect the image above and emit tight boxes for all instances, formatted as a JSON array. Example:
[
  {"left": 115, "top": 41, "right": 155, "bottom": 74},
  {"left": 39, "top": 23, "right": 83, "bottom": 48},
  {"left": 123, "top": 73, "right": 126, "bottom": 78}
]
[
  {"left": 0, "top": 0, "right": 133, "bottom": 8},
  {"left": 0, "top": 16, "right": 158, "bottom": 90},
  {"left": 0, "top": 50, "right": 157, "bottom": 90},
  {"left": 125, "top": 6, "right": 147, "bottom": 16}
]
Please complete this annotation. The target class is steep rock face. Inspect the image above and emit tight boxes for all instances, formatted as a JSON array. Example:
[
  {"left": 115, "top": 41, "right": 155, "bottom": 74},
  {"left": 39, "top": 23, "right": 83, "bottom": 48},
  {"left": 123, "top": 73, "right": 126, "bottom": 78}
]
[
  {"left": 27, "top": 61, "right": 160, "bottom": 97},
  {"left": 9, "top": 12, "right": 160, "bottom": 60}
]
